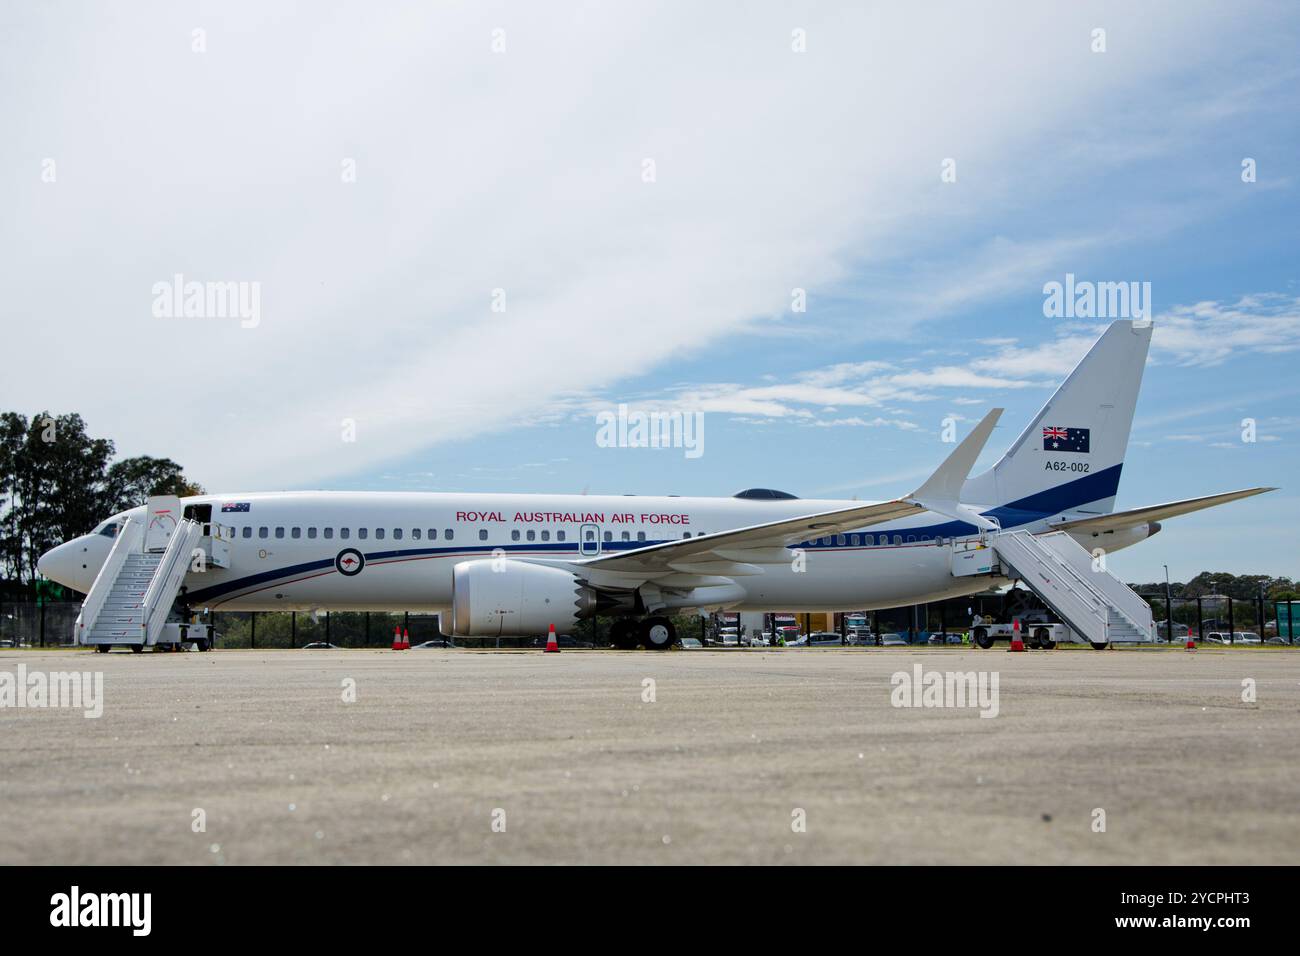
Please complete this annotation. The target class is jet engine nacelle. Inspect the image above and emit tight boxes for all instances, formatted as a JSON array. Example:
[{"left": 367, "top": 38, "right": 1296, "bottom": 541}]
[{"left": 451, "top": 558, "right": 597, "bottom": 637}]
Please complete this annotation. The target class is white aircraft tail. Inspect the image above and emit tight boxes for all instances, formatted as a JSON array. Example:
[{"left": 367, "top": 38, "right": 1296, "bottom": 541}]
[{"left": 963, "top": 320, "right": 1152, "bottom": 518}]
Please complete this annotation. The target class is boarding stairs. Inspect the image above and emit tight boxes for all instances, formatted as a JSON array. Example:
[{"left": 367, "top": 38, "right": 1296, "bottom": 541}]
[
  {"left": 985, "top": 530, "right": 1154, "bottom": 645},
  {"left": 75, "top": 513, "right": 205, "bottom": 648}
]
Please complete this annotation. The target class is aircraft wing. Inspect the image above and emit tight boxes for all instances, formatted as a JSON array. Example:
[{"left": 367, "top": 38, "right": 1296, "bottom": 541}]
[
  {"left": 1049, "top": 487, "right": 1277, "bottom": 534},
  {"left": 577, "top": 408, "right": 1004, "bottom": 574},
  {"left": 574, "top": 497, "right": 925, "bottom": 573}
]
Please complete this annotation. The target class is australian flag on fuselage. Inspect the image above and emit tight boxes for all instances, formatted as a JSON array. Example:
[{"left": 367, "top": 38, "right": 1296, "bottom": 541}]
[{"left": 1042, "top": 426, "right": 1090, "bottom": 453}]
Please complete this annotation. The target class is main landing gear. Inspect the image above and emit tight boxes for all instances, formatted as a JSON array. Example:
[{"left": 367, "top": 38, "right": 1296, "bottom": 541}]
[{"left": 608, "top": 616, "right": 677, "bottom": 650}]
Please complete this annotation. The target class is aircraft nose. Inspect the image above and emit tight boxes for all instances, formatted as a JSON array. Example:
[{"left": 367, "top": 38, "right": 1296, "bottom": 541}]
[{"left": 37, "top": 540, "right": 78, "bottom": 589}]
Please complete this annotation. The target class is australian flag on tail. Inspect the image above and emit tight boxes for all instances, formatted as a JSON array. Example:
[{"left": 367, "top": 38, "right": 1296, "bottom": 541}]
[{"left": 1042, "top": 426, "right": 1090, "bottom": 453}]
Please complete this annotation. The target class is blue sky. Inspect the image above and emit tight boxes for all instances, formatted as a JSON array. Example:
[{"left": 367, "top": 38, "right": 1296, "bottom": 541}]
[
  {"left": 2, "top": 2, "right": 1297, "bottom": 581},
  {"left": 345, "top": 5, "right": 1300, "bottom": 582}
]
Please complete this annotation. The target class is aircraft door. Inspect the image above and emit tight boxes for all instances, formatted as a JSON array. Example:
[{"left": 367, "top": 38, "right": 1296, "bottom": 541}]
[{"left": 145, "top": 495, "right": 182, "bottom": 552}]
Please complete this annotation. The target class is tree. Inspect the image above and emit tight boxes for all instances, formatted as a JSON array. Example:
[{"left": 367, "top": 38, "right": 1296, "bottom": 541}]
[
  {"left": 102, "top": 456, "right": 205, "bottom": 514},
  {"left": 0, "top": 412, "right": 26, "bottom": 585},
  {"left": 0, "top": 410, "right": 204, "bottom": 587},
  {"left": 8, "top": 412, "right": 113, "bottom": 584}
]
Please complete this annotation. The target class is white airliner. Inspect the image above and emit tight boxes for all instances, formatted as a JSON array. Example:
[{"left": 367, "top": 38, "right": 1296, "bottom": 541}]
[{"left": 39, "top": 320, "right": 1272, "bottom": 650}]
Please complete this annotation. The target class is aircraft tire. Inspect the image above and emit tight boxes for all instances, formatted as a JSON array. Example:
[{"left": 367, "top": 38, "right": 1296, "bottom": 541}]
[
  {"left": 640, "top": 616, "right": 677, "bottom": 650},
  {"left": 1090, "top": 641, "right": 1109, "bottom": 651},
  {"left": 1035, "top": 627, "right": 1056, "bottom": 650},
  {"left": 609, "top": 618, "right": 640, "bottom": 650},
  {"left": 973, "top": 627, "right": 993, "bottom": 649}
]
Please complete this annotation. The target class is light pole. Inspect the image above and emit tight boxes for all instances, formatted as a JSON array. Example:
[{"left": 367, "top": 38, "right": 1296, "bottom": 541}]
[{"left": 1163, "top": 564, "right": 1174, "bottom": 644}]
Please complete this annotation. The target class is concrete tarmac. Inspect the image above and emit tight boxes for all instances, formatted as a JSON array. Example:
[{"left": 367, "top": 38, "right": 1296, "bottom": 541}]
[{"left": 2, "top": 646, "right": 1298, "bottom": 864}]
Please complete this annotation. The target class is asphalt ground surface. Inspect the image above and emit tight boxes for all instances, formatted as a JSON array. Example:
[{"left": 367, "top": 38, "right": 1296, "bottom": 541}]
[{"left": 2, "top": 645, "right": 1297, "bottom": 864}]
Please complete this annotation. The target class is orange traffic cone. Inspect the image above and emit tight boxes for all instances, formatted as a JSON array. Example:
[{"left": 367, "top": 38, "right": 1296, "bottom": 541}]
[
  {"left": 391, "top": 626, "right": 403, "bottom": 651},
  {"left": 1185, "top": 632, "right": 1196, "bottom": 651},
  {"left": 401, "top": 627, "right": 411, "bottom": 650},
  {"left": 544, "top": 624, "right": 560, "bottom": 653},
  {"left": 1008, "top": 619, "right": 1026, "bottom": 653}
]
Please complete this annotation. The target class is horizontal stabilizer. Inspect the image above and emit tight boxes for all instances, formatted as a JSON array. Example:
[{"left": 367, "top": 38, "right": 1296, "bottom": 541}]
[{"left": 1050, "top": 487, "right": 1277, "bottom": 534}]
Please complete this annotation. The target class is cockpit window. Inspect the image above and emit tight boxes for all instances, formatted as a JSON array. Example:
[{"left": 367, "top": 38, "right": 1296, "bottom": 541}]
[{"left": 97, "top": 522, "right": 120, "bottom": 538}]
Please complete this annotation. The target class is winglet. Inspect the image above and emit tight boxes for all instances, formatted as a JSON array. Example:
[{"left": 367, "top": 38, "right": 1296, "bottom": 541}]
[{"left": 910, "top": 409, "right": 1002, "bottom": 503}]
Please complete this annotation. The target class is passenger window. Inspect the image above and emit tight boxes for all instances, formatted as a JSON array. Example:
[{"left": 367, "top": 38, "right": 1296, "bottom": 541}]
[
  {"left": 893, "top": 535, "right": 902, "bottom": 545},
  {"left": 274, "top": 527, "right": 285, "bottom": 539},
  {"left": 864, "top": 535, "right": 873, "bottom": 545},
  {"left": 850, "top": 534, "right": 860, "bottom": 546},
  {"left": 307, "top": 527, "right": 317, "bottom": 539},
  {"left": 291, "top": 527, "right": 301, "bottom": 539},
  {"left": 445, "top": 529, "right": 453, "bottom": 540},
  {"left": 603, "top": 531, "right": 612, "bottom": 542},
  {"left": 358, "top": 528, "right": 368, "bottom": 540},
  {"left": 511, "top": 530, "right": 521, "bottom": 541},
  {"left": 427, "top": 529, "right": 436, "bottom": 540},
  {"left": 242, "top": 527, "right": 252, "bottom": 539},
  {"left": 340, "top": 528, "right": 349, "bottom": 539},
  {"left": 621, "top": 531, "right": 630, "bottom": 541},
  {"left": 375, "top": 528, "right": 385, "bottom": 540},
  {"left": 259, "top": 527, "right": 269, "bottom": 539},
  {"left": 478, "top": 529, "right": 488, "bottom": 541},
  {"left": 324, "top": 528, "right": 334, "bottom": 539},
  {"left": 836, "top": 534, "right": 846, "bottom": 545},
  {"left": 556, "top": 530, "right": 565, "bottom": 542},
  {"left": 393, "top": 528, "right": 402, "bottom": 540},
  {"left": 637, "top": 531, "right": 646, "bottom": 541},
  {"left": 526, "top": 530, "right": 536, "bottom": 541},
  {"left": 906, "top": 535, "right": 915, "bottom": 543},
  {"left": 585, "top": 530, "right": 595, "bottom": 542},
  {"left": 541, "top": 530, "right": 550, "bottom": 541},
  {"left": 684, "top": 532, "right": 691, "bottom": 538},
  {"left": 412, "top": 529, "right": 421, "bottom": 540}
]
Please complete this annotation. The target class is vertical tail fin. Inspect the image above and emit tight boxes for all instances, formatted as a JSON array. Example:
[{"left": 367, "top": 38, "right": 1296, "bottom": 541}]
[{"left": 963, "top": 320, "right": 1152, "bottom": 517}]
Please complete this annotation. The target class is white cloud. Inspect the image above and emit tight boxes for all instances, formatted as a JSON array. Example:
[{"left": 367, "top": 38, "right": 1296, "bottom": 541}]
[
  {"left": 1153, "top": 294, "right": 1300, "bottom": 367},
  {"left": 0, "top": 1, "right": 1273, "bottom": 488}
]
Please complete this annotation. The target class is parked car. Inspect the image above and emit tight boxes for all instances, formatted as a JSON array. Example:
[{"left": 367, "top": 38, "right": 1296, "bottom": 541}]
[
  {"left": 301, "top": 642, "right": 340, "bottom": 649},
  {"left": 880, "top": 633, "right": 910, "bottom": 646},
  {"left": 412, "top": 640, "right": 455, "bottom": 649},
  {"left": 791, "top": 631, "right": 845, "bottom": 647},
  {"left": 1234, "top": 631, "right": 1261, "bottom": 644},
  {"left": 680, "top": 637, "right": 703, "bottom": 649}
]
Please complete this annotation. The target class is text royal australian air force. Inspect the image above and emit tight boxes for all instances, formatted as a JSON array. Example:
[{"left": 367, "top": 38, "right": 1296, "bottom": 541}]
[{"left": 456, "top": 510, "right": 692, "bottom": 526}]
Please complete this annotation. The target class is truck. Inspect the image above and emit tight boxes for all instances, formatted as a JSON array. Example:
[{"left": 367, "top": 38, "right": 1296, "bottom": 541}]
[{"left": 969, "top": 612, "right": 1081, "bottom": 650}]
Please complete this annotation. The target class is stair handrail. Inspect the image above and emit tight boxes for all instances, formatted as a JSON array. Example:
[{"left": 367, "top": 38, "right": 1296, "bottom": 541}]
[
  {"left": 1036, "top": 532, "right": 1154, "bottom": 635},
  {"left": 1029, "top": 532, "right": 1112, "bottom": 610},
  {"left": 74, "top": 516, "right": 141, "bottom": 645},
  {"left": 141, "top": 518, "right": 202, "bottom": 645},
  {"left": 995, "top": 530, "right": 1109, "bottom": 644}
]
